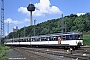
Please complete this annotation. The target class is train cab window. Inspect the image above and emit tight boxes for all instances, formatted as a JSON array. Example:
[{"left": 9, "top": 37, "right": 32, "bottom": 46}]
[
  {"left": 79, "top": 35, "right": 83, "bottom": 40},
  {"left": 75, "top": 35, "right": 83, "bottom": 40}
]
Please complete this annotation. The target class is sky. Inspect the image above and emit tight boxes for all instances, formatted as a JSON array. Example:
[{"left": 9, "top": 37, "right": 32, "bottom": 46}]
[{"left": 0, "top": 0, "right": 90, "bottom": 36}]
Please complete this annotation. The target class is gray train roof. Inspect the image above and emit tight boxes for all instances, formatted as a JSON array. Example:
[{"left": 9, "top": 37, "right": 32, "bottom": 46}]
[
  {"left": 5, "top": 39, "right": 13, "bottom": 41},
  {"left": 5, "top": 32, "right": 82, "bottom": 41},
  {"left": 39, "top": 35, "right": 50, "bottom": 37},
  {"left": 55, "top": 32, "right": 82, "bottom": 35},
  {"left": 47, "top": 34, "right": 60, "bottom": 36},
  {"left": 66, "top": 32, "right": 82, "bottom": 34},
  {"left": 31, "top": 36, "right": 40, "bottom": 38},
  {"left": 23, "top": 37, "right": 31, "bottom": 39}
]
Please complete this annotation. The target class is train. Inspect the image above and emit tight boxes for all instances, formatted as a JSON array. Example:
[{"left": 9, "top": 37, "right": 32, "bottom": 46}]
[{"left": 4, "top": 32, "right": 83, "bottom": 49}]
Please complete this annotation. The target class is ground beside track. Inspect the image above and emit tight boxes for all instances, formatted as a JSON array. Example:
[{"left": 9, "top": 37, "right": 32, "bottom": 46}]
[
  {"left": 6, "top": 47, "right": 77, "bottom": 60},
  {"left": 6, "top": 49, "right": 26, "bottom": 60}
]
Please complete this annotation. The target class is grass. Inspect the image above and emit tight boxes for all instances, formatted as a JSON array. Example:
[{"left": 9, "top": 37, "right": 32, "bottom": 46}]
[
  {"left": 0, "top": 45, "right": 9, "bottom": 60},
  {"left": 83, "top": 35, "right": 90, "bottom": 46}
]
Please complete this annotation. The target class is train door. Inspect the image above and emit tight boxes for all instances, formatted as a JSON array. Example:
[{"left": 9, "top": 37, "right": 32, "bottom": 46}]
[{"left": 58, "top": 36, "right": 62, "bottom": 44}]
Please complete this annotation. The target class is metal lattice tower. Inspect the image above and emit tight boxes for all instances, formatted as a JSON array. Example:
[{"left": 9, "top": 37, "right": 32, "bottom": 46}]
[{"left": 1, "top": 0, "right": 4, "bottom": 37}]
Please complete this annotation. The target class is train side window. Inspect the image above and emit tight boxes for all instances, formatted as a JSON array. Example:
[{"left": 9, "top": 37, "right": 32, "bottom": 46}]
[
  {"left": 44, "top": 37, "right": 47, "bottom": 41},
  {"left": 51, "top": 36, "right": 58, "bottom": 41},
  {"left": 50, "top": 37, "right": 52, "bottom": 41},
  {"left": 26, "top": 39, "right": 28, "bottom": 42},
  {"left": 34, "top": 38, "right": 40, "bottom": 41},
  {"left": 62, "top": 36, "right": 66, "bottom": 40},
  {"left": 48, "top": 37, "right": 51, "bottom": 41},
  {"left": 23, "top": 39, "right": 25, "bottom": 42},
  {"left": 32, "top": 38, "right": 35, "bottom": 41},
  {"left": 38, "top": 38, "right": 40, "bottom": 41},
  {"left": 56, "top": 36, "right": 58, "bottom": 41},
  {"left": 51, "top": 37, "right": 54, "bottom": 41},
  {"left": 22, "top": 39, "right": 24, "bottom": 42},
  {"left": 31, "top": 39, "right": 32, "bottom": 42},
  {"left": 70, "top": 35, "right": 72, "bottom": 40},
  {"left": 39, "top": 38, "right": 41, "bottom": 41},
  {"left": 53, "top": 37, "right": 56, "bottom": 41},
  {"left": 41, "top": 37, "right": 48, "bottom": 41},
  {"left": 66, "top": 35, "right": 73, "bottom": 40},
  {"left": 66, "top": 35, "right": 69, "bottom": 40},
  {"left": 28, "top": 38, "right": 31, "bottom": 42},
  {"left": 46, "top": 37, "right": 49, "bottom": 41}
]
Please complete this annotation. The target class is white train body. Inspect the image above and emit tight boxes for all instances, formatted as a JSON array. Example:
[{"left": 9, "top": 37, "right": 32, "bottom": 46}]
[{"left": 4, "top": 32, "right": 83, "bottom": 48}]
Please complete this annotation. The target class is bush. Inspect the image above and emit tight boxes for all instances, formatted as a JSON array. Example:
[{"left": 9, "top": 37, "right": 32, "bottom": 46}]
[
  {"left": 83, "top": 35, "right": 90, "bottom": 46},
  {"left": 0, "top": 45, "right": 9, "bottom": 60}
]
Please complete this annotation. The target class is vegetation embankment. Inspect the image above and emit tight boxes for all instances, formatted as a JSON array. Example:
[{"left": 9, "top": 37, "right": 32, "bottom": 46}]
[
  {"left": 83, "top": 32, "right": 90, "bottom": 46},
  {"left": 0, "top": 45, "right": 9, "bottom": 60},
  {"left": 7, "top": 13, "right": 90, "bottom": 38}
]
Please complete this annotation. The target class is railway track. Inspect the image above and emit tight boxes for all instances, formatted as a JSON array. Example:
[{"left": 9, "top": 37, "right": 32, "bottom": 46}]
[
  {"left": 11, "top": 47, "right": 90, "bottom": 60},
  {"left": 13, "top": 47, "right": 53, "bottom": 60}
]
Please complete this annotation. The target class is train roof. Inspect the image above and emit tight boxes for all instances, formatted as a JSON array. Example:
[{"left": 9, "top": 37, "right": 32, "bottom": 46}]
[
  {"left": 5, "top": 32, "right": 82, "bottom": 41},
  {"left": 31, "top": 36, "right": 40, "bottom": 38},
  {"left": 55, "top": 32, "right": 82, "bottom": 35},
  {"left": 39, "top": 35, "right": 50, "bottom": 37},
  {"left": 23, "top": 37, "right": 31, "bottom": 39},
  {"left": 66, "top": 32, "right": 82, "bottom": 34},
  {"left": 47, "top": 34, "right": 60, "bottom": 36},
  {"left": 5, "top": 39, "right": 13, "bottom": 41}
]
